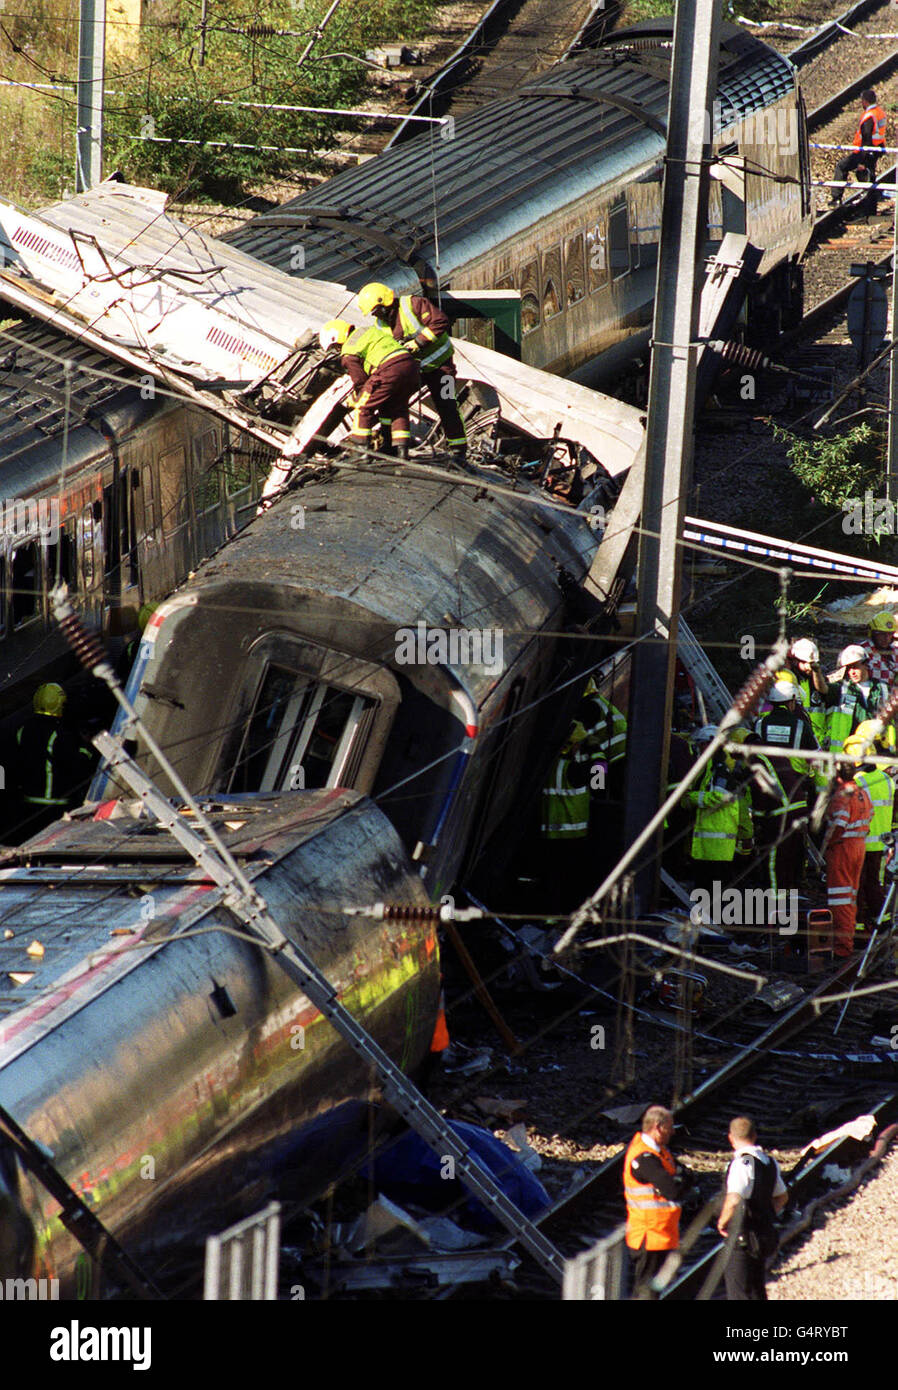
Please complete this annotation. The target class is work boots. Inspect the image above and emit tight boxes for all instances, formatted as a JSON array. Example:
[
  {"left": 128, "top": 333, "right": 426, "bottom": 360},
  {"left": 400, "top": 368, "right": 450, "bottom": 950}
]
[{"left": 395, "top": 445, "right": 409, "bottom": 461}]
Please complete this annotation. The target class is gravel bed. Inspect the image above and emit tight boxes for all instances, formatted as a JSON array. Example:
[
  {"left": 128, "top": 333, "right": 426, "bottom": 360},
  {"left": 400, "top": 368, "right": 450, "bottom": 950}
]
[
  {"left": 769, "top": 1145, "right": 898, "bottom": 1298},
  {"left": 791, "top": 2, "right": 898, "bottom": 113}
]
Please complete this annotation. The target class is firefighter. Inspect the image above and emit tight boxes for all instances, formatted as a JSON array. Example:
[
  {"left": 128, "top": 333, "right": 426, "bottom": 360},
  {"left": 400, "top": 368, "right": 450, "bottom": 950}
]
[
  {"left": 685, "top": 727, "right": 753, "bottom": 890},
  {"left": 9, "top": 684, "right": 95, "bottom": 839},
  {"left": 785, "top": 638, "right": 829, "bottom": 747},
  {"left": 821, "top": 742, "right": 873, "bottom": 956},
  {"left": 318, "top": 316, "right": 418, "bottom": 460},
  {"left": 827, "top": 645, "right": 893, "bottom": 754},
  {"left": 752, "top": 682, "right": 816, "bottom": 893},
  {"left": 831, "top": 88, "right": 887, "bottom": 207},
  {"left": 539, "top": 712, "right": 592, "bottom": 910},
  {"left": 356, "top": 282, "right": 468, "bottom": 461},
  {"left": 860, "top": 611, "right": 898, "bottom": 687},
  {"left": 850, "top": 722, "right": 896, "bottom": 930},
  {"left": 623, "top": 1104, "right": 696, "bottom": 1299}
]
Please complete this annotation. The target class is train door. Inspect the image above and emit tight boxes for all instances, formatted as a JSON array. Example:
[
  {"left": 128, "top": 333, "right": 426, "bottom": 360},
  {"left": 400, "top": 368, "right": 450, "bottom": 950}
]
[
  {"left": 158, "top": 443, "right": 191, "bottom": 589},
  {"left": 192, "top": 426, "right": 224, "bottom": 561}
]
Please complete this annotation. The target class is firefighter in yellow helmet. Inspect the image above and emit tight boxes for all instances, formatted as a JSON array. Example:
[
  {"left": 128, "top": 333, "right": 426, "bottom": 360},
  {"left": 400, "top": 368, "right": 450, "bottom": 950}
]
[
  {"left": 320, "top": 311, "right": 418, "bottom": 460},
  {"left": 8, "top": 684, "right": 95, "bottom": 840},
  {"left": 357, "top": 282, "right": 468, "bottom": 461}
]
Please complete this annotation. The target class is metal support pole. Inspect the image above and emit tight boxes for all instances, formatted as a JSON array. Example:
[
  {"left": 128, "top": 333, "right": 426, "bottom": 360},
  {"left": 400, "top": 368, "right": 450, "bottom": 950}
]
[
  {"left": 199, "top": 0, "right": 208, "bottom": 66},
  {"left": 888, "top": 207, "right": 898, "bottom": 507},
  {"left": 621, "top": 0, "right": 722, "bottom": 911},
  {"left": 76, "top": 0, "right": 105, "bottom": 191}
]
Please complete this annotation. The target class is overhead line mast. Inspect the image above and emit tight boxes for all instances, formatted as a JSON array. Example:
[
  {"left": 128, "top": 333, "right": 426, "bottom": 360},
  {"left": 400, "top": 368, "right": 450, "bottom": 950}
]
[{"left": 622, "top": 0, "right": 723, "bottom": 911}]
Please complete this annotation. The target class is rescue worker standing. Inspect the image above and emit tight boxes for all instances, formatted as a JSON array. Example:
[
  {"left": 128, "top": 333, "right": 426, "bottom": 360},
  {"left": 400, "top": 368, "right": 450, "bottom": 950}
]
[
  {"left": 785, "top": 637, "right": 829, "bottom": 748},
  {"left": 860, "top": 612, "right": 898, "bottom": 687},
  {"left": 717, "top": 1116, "right": 787, "bottom": 1301},
  {"left": 827, "top": 645, "right": 892, "bottom": 754},
  {"left": 754, "top": 676, "right": 818, "bottom": 893},
  {"left": 848, "top": 723, "right": 895, "bottom": 931},
  {"left": 10, "top": 684, "right": 95, "bottom": 838},
  {"left": 821, "top": 748, "right": 873, "bottom": 956},
  {"left": 685, "top": 727, "right": 753, "bottom": 890},
  {"left": 831, "top": 88, "right": 887, "bottom": 206},
  {"left": 539, "top": 709, "right": 592, "bottom": 911},
  {"left": 318, "top": 316, "right": 418, "bottom": 460},
  {"left": 356, "top": 282, "right": 468, "bottom": 461},
  {"left": 624, "top": 1105, "right": 696, "bottom": 1298}
]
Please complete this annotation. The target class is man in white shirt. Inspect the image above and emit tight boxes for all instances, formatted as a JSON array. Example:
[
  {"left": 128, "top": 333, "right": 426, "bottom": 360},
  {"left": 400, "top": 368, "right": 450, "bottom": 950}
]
[{"left": 717, "top": 1115, "right": 788, "bottom": 1300}]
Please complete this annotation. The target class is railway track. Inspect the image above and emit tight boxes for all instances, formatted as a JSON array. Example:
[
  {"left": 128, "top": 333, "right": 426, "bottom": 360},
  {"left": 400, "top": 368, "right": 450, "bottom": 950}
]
[{"left": 462, "top": 940, "right": 898, "bottom": 1300}]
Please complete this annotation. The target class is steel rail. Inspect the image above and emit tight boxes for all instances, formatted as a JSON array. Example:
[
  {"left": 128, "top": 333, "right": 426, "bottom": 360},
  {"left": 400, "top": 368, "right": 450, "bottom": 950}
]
[{"left": 789, "top": 0, "right": 891, "bottom": 70}]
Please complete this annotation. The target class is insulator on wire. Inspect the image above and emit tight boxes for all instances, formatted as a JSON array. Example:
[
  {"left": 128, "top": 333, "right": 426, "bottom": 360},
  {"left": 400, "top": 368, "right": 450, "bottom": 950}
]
[
  {"left": 52, "top": 590, "right": 113, "bottom": 678},
  {"left": 731, "top": 660, "right": 779, "bottom": 721},
  {"left": 242, "top": 23, "right": 281, "bottom": 36},
  {"left": 707, "top": 339, "right": 778, "bottom": 374}
]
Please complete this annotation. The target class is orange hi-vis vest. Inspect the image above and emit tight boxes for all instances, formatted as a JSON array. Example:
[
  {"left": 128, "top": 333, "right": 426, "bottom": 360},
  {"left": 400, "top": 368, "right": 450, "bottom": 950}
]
[
  {"left": 623, "top": 1132, "right": 680, "bottom": 1251},
  {"left": 854, "top": 104, "right": 887, "bottom": 149}
]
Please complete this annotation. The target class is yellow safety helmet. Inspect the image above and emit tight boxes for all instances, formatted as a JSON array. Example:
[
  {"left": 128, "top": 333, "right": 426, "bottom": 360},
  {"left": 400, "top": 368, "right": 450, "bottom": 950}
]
[
  {"left": 319, "top": 318, "right": 353, "bottom": 351},
  {"left": 841, "top": 733, "right": 869, "bottom": 763},
  {"left": 869, "top": 611, "right": 897, "bottom": 633},
  {"left": 728, "top": 727, "right": 751, "bottom": 744},
  {"left": 357, "top": 282, "right": 395, "bottom": 317},
  {"left": 33, "top": 682, "right": 66, "bottom": 717}
]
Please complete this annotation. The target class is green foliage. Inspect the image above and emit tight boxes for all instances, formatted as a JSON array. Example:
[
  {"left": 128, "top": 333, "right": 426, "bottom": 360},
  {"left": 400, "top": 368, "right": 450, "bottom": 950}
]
[
  {"left": 771, "top": 421, "right": 884, "bottom": 512},
  {"left": 103, "top": 0, "right": 439, "bottom": 201},
  {"left": 27, "top": 148, "right": 68, "bottom": 201}
]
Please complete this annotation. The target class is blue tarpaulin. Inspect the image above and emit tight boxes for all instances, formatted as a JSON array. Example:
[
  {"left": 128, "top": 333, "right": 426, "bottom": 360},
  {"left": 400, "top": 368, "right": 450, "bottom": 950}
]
[{"left": 363, "top": 1120, "right": 550, "bottom": 1232}]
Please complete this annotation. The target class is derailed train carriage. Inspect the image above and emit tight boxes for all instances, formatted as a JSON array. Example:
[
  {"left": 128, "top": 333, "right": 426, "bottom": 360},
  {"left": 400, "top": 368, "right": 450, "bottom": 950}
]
[
  {"left": 225, "top": 19, "right": 814, "bottom": 384},
  {"left": 0, "top": 186, "right": 646, "bottom": 1294}
]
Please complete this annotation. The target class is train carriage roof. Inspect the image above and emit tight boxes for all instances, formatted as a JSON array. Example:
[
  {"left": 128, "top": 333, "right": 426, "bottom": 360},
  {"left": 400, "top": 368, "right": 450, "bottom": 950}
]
[{"left": 224, "top": 20, "right": 798, "bottom": 291}]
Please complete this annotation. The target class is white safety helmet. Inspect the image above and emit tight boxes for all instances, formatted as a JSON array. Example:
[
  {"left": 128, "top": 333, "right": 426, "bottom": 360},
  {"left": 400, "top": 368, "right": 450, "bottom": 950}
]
[
  {"left": 790, "top": 638, "right": 818, "bottom": 664},
  {"left": 692, "top": 725, "right": 718, "bottom": 744},
  {"left": 768, "top": 679, "right": 798, "bottom": 703},
  {"left": 838, "top": 644, "right": 868, "bottom": 669}
]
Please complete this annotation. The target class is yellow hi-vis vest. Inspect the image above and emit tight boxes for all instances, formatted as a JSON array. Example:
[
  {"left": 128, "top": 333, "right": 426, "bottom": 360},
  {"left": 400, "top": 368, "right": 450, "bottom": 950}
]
[
  {"left": 686, "top": 763, "right": 749, "bottom": 862},
  {"left": 856, "top": 767, "right": 894, "bottom": 850},
  {"left": 342, "top": 323, "right": 410, "bottom": 374},
  {"left": 398, "top": 296, "right": 453, "bottom": 370}
]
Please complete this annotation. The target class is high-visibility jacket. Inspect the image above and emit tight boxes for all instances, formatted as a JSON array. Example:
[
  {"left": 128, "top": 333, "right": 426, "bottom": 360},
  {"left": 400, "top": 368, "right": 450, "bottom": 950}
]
[
  {"left": 854, "top": 104, "right": 887, "bottom": 149},
  {"left": 827, "top": 680, "right": 892, "bottom": 753},
  {"left": 581, "top": 688, "right": 627, "bottom": 766},
  {"left": 855, "top": 767, "right": 894, "bottom": 850},
  {"left": 789, "top": 673, "right": 829, "bottom": 748},
  {"left": 341, "top": 324, "right": 411, "bottom": 382},
  {"left": 541, "top": 747, "right": 590, "bottom": 838},
  {"left": 397, "top": 295, "right": 454, "bottom": 371},
  {"left": 686, "top": 762, "right": 750, "bottom": 861},
  {"left": 624, "top": 1133, "right": 680, "bottom": 1251},
  {"left": 14, "top": 714, "right": 93, "bottom": 807}
]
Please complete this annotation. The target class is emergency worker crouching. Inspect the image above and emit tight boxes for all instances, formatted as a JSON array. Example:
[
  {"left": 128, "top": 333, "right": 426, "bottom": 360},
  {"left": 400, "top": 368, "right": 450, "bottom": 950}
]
[
  {"left": 832, "top": 88, "right": 887, "bottom": 207},
  {"left": 319, "top": 316, "right": 419, "bottom": 460},
  {"left": 357, "top": 282, "right": 468, "bottom": 461}
]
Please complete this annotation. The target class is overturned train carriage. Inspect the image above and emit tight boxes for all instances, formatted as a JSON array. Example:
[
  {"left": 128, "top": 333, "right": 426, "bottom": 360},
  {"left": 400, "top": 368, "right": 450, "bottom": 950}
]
[
  {"left": 0, "top": 794, "right": 439, "bottom": 1293},
  {"left": 225, "top": 20, "right": 813, "bottom": 383}
]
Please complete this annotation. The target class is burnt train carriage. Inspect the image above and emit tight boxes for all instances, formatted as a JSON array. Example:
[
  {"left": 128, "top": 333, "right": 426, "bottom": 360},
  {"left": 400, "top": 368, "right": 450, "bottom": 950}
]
[
  {"left": 225, "top": 21, "right": 813, "bottom": 383},
  {"left": 93, "top": 463, "right": 603, "bottom": 899},
  {"left": 0, "top": 317, "right": 274, "bottom": 717}
]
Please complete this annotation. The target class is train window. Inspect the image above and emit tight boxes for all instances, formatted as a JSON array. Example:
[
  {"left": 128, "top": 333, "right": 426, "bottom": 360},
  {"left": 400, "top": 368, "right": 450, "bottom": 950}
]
[
  {"left": 79, "top": 507, "right": 96, "bottom": 590},
  {"left": 519, "top": 259, "right": 540, "bottom": 335},
  {"left": 159, "top": 447, "right": 188, "bottom": 538},
  {"left": 45, "top": 526, "right": 77, "bottom": 591},
  {"left": 541, "top": 246, "right": 563, "bottom": 320},
  {"left": 224, "top": 448, "right": 253, "bottom": 500},
  {"left": 227, "top": 663, "right": 377, "bottom": 794},
  {"left": 0, "top": 555, "right": 6, "bottom": 637},
  {"left": 194, "top": 431, "right": 221, "bottom": 515},
  {"left": 586, "top": 221, "right": 607, "bottom": 293},
  {"left": 140, "top": 466, "right": 158, "bottom": 542},
  {"left": 565, "top": 234, "right": 586, "bottom": 306},
  {"left": 11, "top": 541, "right": 39, "bottom": 626},
  {"left": 609, "top": 201, "right": 629, "bottom": 279}
]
